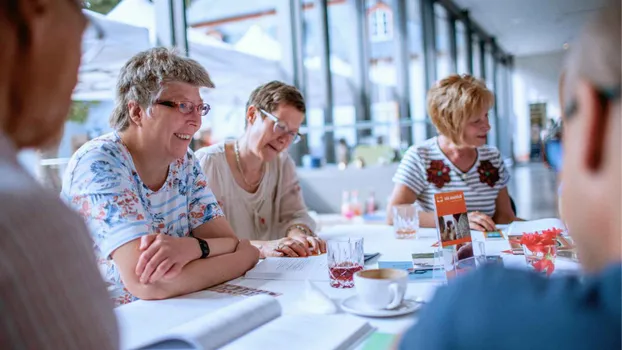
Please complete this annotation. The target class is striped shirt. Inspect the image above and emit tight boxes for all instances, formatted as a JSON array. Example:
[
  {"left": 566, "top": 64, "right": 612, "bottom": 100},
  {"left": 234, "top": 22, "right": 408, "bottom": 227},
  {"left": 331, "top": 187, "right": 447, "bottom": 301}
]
[
  {"left": 0, "top": 132, "right": 118, "bottom": 349},
  {"left": 393, "top": 137, "right": 510, "bottom": 217},
  {"left": 62, "top": 132, "right": 224, "bottom": 306}
]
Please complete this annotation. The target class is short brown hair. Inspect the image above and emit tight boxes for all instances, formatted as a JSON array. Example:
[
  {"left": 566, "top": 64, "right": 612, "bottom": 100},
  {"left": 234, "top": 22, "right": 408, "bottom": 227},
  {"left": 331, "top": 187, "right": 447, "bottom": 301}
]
[
  {"left": 245, "top": 81, "right": 306, "bottom": 115},
  {"left": 110, "top": 47, "right": 214, "bottom": 131},
  {"left": 427, "top": 74, "right": 494, "bottom": 144}
]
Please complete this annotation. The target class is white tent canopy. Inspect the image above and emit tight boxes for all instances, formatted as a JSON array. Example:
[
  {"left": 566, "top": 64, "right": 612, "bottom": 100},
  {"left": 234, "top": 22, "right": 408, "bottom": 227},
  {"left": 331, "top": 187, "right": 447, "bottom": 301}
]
[
  {"left": 75, "top": 0, "right": 287, "bottom": 107},
  {"left": 74, "top": 0, "right": 388, "bottom": 108},
  {"left": 73, "top": 10, "right": 151, "bottom": 101}
]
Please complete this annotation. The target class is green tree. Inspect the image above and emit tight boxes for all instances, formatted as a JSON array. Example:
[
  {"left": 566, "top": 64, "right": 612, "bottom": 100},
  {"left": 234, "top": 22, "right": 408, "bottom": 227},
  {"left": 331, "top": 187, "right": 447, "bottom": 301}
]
[{"left": 84, "top": 0, "right": 123, "bottom": 15}]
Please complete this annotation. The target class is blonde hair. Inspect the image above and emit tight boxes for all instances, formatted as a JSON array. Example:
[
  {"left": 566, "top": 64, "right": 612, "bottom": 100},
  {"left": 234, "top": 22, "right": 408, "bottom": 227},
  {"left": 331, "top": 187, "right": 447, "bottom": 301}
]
[
  {"left": 110, "top": 47, "right": 215, "bottom": 131},
  {"left": 427, "top": 74, "right": 494, "bottom": 144}
]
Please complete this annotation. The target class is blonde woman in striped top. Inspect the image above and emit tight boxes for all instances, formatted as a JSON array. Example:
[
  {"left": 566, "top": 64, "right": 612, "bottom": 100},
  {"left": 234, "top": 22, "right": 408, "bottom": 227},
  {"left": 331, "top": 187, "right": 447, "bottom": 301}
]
[{"left": 388, "top": 74, "right": 520, "bottom": 231}]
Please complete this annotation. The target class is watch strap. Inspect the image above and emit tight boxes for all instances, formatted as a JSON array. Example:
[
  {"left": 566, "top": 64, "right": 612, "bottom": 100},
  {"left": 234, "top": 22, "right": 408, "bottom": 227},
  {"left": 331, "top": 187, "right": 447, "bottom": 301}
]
[{"left": 193, "top": 236, "right": 210, "bottom": 259}]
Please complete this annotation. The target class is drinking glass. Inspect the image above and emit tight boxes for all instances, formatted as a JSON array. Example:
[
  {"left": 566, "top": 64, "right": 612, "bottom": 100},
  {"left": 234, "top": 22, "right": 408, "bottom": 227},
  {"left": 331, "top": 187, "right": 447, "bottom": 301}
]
[
  {"left": 392, "top": 204, "right": 419, "bottom": 239},
  {"left": 327, "top": 237, "right": 364, "bottom": 288}
]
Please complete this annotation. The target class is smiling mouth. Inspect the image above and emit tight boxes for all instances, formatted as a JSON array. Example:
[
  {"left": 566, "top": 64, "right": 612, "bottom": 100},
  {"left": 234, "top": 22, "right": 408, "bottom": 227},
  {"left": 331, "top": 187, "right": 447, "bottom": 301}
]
[
  {"left": 268, "top": 144, "right": 280, "bottom": 152},
  {"left": 174, "top": 133, "right": 192, "bottom": 140}
]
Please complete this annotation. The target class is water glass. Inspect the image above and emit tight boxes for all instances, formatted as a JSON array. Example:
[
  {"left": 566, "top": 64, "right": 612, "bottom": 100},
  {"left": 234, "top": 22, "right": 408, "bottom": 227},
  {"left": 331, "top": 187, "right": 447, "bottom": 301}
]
[
  {"left": 392, "top": 204, "right": 419, "bottom": 239},
  {"left": 327, "top": 237, "right": 364, "bottom": 288}
]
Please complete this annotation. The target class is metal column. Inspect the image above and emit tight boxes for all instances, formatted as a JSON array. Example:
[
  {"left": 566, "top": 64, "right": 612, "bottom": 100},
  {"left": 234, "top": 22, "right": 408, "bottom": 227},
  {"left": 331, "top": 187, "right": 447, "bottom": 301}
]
[
  {"left": 421, "top": 0, "right": 437, "bottom": 138},
  {"left": 479, "top": 39, "right": 487, "bottom": 81},
  {"left": 391, "top": 0, "right": 413, "bottom": 145},
  {"left": 278, "top": 0, "right": 308, "bottom": 164},
  {"left": 314, "top": 0, "right": 335, "bottom": 163},
  {"left": 350, "top": 0, "right": 372, "bottom": 142},
  {"left": 154, "top": 0, "right": 188, "bottom": 56}
]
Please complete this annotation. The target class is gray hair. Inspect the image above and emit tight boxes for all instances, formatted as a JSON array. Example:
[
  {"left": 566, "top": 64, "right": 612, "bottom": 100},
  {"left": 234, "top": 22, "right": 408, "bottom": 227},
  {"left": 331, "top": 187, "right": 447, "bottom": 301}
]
[
  {"left": 564, "top": 0, "right": 620, "bottom": 103},
  {"left": 110, "top": 47, "right": 214, "bottom": 131}
]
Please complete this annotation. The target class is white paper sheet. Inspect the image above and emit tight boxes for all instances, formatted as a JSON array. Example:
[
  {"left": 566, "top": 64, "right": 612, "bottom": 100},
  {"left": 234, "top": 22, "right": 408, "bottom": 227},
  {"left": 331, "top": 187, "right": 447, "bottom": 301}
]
[{"left": 245, "top": 256, "right": 330, "bottom": 281}]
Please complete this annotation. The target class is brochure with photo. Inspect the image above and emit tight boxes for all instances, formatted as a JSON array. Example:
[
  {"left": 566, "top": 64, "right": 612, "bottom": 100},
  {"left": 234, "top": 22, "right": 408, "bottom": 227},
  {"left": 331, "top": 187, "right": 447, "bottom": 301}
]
[
  {"left": 433, "top": 191, "right": 474, "bottom": 279},
  {"left": 433, "top": 191, "right": 472, "bottom": 248}
]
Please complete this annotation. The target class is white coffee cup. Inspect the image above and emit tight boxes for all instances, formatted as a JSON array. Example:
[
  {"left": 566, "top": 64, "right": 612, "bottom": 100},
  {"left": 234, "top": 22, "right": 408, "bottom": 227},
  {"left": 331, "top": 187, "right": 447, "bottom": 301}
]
[{"left": 353, "top": 268, "right": 408, "bottom": 310}]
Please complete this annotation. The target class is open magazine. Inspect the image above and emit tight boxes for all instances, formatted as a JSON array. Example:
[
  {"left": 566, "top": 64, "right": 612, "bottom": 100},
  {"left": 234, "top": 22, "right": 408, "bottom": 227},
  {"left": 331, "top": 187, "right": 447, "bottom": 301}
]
[{"left": 127, "top": 295, "right": 374, "bottom": 350}]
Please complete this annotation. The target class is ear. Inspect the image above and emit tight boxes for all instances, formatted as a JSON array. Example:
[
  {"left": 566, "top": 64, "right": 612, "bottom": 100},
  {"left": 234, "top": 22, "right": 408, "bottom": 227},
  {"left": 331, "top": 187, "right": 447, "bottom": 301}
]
[
  {"left": 246, "top": 105, "right": 257, "bottom": 125},
  {"left": 576, "top": 80, "right": 608, "bottom": 172},
  {"left": 127, "top": 101, "right": 144, "bottom": 127}
]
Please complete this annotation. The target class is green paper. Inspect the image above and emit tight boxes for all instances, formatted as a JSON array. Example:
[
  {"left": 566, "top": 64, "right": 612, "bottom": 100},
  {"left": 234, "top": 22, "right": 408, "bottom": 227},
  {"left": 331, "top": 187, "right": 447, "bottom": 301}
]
[{"left": 362, "top": 332, "right": 397, "bottom": 350}]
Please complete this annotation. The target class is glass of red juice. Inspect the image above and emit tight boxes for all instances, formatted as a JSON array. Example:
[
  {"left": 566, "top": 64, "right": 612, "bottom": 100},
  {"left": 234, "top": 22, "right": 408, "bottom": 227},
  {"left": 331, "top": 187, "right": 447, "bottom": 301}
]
[{"left": 327, "top": 237, "right": 364, "bottom": 288}]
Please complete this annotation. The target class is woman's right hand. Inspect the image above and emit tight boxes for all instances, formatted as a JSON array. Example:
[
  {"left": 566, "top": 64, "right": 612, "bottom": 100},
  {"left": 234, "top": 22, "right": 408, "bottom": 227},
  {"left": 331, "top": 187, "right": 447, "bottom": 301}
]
[
  {"left": 260, "top": 237, "right": 311, "bottom": 258},
  {"left": 467, "top": 211, "right": 496, "bottom": 232}
]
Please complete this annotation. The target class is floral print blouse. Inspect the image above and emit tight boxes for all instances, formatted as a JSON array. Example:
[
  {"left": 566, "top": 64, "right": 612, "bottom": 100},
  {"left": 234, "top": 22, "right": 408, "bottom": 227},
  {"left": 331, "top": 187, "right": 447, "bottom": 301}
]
[{"left": 61, "top": 132, "right": 223, "bottom": 306}]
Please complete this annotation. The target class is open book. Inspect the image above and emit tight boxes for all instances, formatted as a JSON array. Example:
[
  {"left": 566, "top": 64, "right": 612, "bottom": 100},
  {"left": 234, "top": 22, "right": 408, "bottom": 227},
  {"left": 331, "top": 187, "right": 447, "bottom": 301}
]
[{"left": 128, "top": 295, "right": 374, "bottom": 350}]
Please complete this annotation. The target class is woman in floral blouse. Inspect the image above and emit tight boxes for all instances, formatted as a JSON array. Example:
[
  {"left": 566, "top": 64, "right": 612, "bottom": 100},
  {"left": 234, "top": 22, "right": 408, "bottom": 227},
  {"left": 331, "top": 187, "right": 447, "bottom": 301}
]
[
  {"left": 388, "top": 74, "right": 521, "bottom": 231},
  {"left": 62, "top": 48, "right": 259, "bottom": 306}
]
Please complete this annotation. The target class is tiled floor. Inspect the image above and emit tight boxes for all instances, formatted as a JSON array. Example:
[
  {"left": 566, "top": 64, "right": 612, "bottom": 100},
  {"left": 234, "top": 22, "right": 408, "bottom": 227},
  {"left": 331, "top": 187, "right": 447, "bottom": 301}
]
[{"left": 507, "top": 162, "right": 559, "bottom": 220}]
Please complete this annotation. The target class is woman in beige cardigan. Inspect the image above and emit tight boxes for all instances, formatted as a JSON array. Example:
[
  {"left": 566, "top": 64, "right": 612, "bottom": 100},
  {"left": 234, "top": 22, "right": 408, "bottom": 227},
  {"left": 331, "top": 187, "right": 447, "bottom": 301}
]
[{"left": 196, "top": 81, "right": 326, "bottom": 258}]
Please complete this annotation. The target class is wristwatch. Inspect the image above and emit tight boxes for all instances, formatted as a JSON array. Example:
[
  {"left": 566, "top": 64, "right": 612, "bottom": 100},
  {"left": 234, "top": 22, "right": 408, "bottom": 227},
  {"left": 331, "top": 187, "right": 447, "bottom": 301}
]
[{"left": 193, "top": 236, "right": 210, "bottom": 259}]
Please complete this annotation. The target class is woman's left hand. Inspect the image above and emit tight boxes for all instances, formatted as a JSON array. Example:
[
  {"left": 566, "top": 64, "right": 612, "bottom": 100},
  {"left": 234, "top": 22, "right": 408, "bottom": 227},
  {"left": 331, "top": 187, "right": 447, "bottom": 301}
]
[
  {"left": 135, "top": 234, "right": 199, "bottom": 284},
  {"left": 287, "top": 229, "right": 327, "bottom": 255}
]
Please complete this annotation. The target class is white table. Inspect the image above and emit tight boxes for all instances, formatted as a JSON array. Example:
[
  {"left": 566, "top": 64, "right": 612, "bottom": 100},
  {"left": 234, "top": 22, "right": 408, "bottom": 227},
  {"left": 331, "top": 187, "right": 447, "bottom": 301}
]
[{"left": 115, "top": 225, "right": 578, "bottom": 349}]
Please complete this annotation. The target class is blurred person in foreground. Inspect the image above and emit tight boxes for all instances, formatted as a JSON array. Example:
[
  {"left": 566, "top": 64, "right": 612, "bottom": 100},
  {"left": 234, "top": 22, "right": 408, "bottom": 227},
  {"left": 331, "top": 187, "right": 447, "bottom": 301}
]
[
  {"left": 0, "top": 1, "right": 118, "bottom": 348},
  {"left": 196, "top": 81, "right": 325, "bottom": 258},
  {"left": 388, "top": 74, "right": 520, "bottom": 231},
  {"left": 399, "top": 2, "right": 621, "bottom": 349},
  {"left": 62, "top": 48, "right": 259, "bottom": 306}
]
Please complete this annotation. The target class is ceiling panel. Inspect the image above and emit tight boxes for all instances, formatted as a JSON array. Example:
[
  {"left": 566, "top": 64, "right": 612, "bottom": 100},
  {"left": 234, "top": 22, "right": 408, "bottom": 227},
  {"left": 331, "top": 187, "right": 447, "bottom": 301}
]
[{"left": 453, "top": 0, "right": 610, "bottom": 56}]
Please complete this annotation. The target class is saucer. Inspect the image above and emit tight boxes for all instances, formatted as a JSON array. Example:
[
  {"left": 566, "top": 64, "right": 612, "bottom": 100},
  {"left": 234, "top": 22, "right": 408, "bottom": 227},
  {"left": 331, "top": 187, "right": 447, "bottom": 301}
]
[{"left": 340, "top": 296, "right": 421, "bottom": 318}]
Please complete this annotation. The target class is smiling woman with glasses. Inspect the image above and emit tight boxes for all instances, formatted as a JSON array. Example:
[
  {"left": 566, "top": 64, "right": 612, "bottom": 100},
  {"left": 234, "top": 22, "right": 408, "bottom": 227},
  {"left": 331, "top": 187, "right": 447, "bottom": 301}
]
[
  {"left": 196, "top": 81, "right": 326, "bottom": 259},
  {"left": 61, "top": 47, "right": 259, "bottom": 307}
]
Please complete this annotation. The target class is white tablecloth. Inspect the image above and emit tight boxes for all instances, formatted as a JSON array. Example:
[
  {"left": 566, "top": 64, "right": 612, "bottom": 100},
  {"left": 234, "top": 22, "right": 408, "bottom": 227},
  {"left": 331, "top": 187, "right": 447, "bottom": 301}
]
[{"left": 115, "top": 225, "right": 579, "bottom": 349}]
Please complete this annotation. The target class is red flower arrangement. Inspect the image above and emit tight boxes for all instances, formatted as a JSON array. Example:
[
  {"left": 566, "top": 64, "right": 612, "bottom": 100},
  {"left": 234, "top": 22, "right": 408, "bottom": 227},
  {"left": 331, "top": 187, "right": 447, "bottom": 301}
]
[
  {"left": 427, "top": 160, "right": 451, "bottom": 189},
  {"left": 519, "top": 228, "right": 562, "bottom": 276},
  {"left": 477, "top": 160, "right": 500, "bottom": 187}
]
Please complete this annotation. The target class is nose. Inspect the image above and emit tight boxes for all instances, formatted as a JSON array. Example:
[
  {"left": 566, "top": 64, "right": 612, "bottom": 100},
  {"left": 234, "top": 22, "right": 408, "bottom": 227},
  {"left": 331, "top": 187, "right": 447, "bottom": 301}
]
[
  {"left": 276, "top": 133, "right": 289, "bottom": 145},
  {"left": 483, "top": 119, "right": 491, "bottom": 132},
  {"left": 187, "top": 110, "right": 202, "bottom": 129}
]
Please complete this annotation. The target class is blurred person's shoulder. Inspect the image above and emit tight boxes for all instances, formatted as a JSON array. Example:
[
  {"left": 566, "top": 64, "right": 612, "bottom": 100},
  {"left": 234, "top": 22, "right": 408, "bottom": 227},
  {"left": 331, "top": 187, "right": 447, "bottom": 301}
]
[
  {"left": 401, "top": 264, "right": 621, "bottom": 350},
  {"left": 0, "top": 152, "right": 118, "bottom": 348}
]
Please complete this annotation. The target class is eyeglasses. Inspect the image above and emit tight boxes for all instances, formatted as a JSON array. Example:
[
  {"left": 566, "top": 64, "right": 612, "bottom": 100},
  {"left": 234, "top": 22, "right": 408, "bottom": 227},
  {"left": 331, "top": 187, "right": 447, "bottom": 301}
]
[
  {"left": 156, "top": 100, "right": 211, "bottom": 116},
  {"left": 259, "top": 109, "right": 302, "bottom": 144},
  {"left": 564, "top": 84, "right": 621, "bottom": 119}
]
